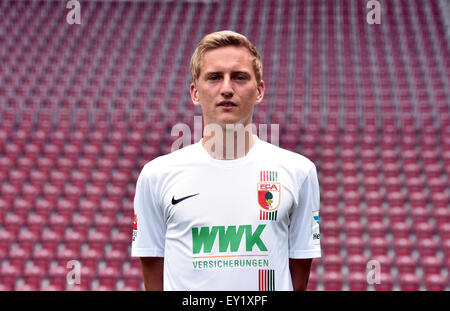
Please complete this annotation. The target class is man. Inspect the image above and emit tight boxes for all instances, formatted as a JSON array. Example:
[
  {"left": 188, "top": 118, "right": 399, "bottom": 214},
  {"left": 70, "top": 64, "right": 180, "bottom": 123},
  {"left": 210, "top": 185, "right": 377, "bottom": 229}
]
[{"left": 131, "top": 30, "right": 321, "bottom": 291}]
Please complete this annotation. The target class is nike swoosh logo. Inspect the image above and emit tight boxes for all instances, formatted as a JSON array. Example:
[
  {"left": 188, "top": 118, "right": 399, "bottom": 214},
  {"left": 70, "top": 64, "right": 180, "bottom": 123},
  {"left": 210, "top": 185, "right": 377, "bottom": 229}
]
[{"left": 171, "top": 193, "right": 200, "bottom": 205}]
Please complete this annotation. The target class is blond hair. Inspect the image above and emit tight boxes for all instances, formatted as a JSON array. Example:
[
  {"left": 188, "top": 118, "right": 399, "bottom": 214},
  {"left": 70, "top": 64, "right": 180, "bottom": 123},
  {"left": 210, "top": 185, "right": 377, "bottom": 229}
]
[{"left": 190, "top": 30, "right": 263, "bottom": 85}]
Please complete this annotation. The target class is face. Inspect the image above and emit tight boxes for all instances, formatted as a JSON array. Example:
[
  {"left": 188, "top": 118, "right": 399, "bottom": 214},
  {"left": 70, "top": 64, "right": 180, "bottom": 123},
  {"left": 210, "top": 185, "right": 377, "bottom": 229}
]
[{"left": 190, "top": 46, "right": 264, "bottom": 128}]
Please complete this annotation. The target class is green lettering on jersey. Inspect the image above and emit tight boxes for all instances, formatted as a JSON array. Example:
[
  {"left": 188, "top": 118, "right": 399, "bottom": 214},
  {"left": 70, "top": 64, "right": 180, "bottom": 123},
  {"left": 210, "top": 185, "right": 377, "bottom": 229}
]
[
  {"left": 218, "top": 225, "right": 246, "bottom": 252},
  {"left": 192, "top": 225, "right": 268, "bottom": 254},
  {"left": 192, "top": 226, "right": 220, "bottom": 254},
  {"left": 245, "top": 224, "right": 267, "bottom": 251}
]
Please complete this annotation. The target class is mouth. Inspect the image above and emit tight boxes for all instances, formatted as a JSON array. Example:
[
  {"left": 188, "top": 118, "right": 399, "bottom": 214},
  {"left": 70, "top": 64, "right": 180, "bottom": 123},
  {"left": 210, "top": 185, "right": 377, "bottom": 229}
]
[{"left": 217, "top": 101, "right": 238, "bottom": 107}]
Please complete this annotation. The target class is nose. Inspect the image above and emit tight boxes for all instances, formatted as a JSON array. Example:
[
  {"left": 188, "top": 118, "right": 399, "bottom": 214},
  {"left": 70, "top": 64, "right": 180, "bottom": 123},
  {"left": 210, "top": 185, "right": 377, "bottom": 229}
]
[{"left": 220, "top": 76, "right": 234, "bottom": 98}]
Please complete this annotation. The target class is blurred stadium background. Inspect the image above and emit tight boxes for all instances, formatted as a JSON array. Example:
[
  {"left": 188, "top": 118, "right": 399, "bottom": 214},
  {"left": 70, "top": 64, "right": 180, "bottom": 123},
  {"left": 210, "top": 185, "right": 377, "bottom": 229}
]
[{"left": 0, "top": 0, "right": 448, "bottom": 290}]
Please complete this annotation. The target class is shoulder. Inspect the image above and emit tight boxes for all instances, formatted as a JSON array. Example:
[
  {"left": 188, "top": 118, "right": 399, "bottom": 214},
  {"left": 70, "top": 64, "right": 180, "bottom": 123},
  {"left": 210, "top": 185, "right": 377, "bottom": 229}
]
[
  {"left": 139, "top": 143, "right": 201, "bottom": 179},
  {"left": 258, "top": 139, "right": 316, "bottom": 175}
]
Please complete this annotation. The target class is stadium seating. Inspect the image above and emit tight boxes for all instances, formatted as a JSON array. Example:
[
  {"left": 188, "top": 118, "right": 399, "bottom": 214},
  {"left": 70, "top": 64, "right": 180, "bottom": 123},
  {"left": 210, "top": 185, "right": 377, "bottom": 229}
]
[{"left": 0, "top": 0, "right": 448, "bottom": 291}]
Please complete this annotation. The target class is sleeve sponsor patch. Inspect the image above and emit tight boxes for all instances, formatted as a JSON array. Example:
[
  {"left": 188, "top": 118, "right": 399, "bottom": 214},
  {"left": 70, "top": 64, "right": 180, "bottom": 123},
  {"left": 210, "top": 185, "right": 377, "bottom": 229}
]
[
  {"left": 312, "top": 211, "right": 320, "bottom": 245},
  {"left": 132, "top": 214, "right": 137, "bottom": 241}
]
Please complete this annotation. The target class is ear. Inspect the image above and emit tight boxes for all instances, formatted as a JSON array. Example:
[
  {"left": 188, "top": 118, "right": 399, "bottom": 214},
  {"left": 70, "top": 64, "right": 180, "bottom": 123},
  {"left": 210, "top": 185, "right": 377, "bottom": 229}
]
[
  {"left": 255, "top": 80, "right": 265, "bottom": 105},
  {"left": 190, "top": 82, "right": 201, "bottom": 106}
]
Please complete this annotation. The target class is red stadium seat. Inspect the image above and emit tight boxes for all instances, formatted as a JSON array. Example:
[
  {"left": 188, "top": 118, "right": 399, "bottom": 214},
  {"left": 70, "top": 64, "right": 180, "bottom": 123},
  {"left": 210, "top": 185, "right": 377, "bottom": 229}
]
[
  {"left": 78, "top": 199, "right": 99, "bottom": 215},
  {"left": 15, "top": 283, "right": 40, "bottom": 291},
  {"left": 24, "top": 264, "right": 47, "bottom": 285},
  {"left": 72, "top": 212, "right": 94, "bottom": 229},
  {"left": 366, "top": 205, "right": 384, "bottom": 222},
  {"left": 0, "top": 232, "right": 12, "bottom": 259},
  {"left": 345, "top": 236, "right": 365, "bottom": 256},
  {"left": 64, "top": 230, "right": 85, "bottom": 252},
  {"left": 322, "top": 254, "right": 343, "bottom": 273},
  {"left": 368, "top": 237, "right": 390, "bottom": 256},
  {"left": 414, "top": 221, "right": 435, "bottom": 239},
  {"left": 81, "top": 247, "right": 103, "bottom": 269},
  {"left": 347, "top": 254, "right": 368, "bottom": 274},
  {"left": 66, "top": 282, "right": 92, "bottom": 291},
  {"left": 0, "top": 264, "right": 22, "bottom": 289},
  {"left": 395, "top": 255, "right": 417, "bottom": 275},
  {"left": 121, "top": 279, "right": 143, "bottom": 291},
  {"left": 122, "top": 264, "right": 143, "bottom": 282},
  {"left": 97, "top": 264, "right": 121, "bottom": 290},
  {"left": 87, "top": 229, "right": 109, "bottom": 249},
  {"left": 438, "top": 223, "right": 450, "bottom": 239},
  {"left": 49, "top": 213, "right": 71, "bottom": 229},
  {"left": 391, "top": 221, "right": 412, "bottom": 239},
  {"left": 420, "top": 255, "right": 444, "bottom": 276},
  {"left": 367, "top": 221, "right": 387, "bottom": 238},
  {"left": 425, "top": 274, "right": 446, "bottom": 291},
  {"left": 306, "top": 270, "right": 318, "bottom": 291},
  {"left": 417, "top": 238, "right": 439, "bottom": 257},
  {"left": 32, "top": 246, "right": 54, "bottom": 268},
  {"left": 1, "top": 184, "right": 20, "bottom": 207},
  {"left": 343, "top": 204, "right": 362, "bottom": 221},
  {"left": 17, "top": 228, "right": 40, "bottom": 251},
  {"left": 41, "top": 283, "right": 66, "bottom": 291},
  {"left": 344, "top": 220, "right": 364, "bottom": 238},
  {"left": 56, "top": 248, "right": 80, "bottom": 267},
  {"left": 399, "top": 273, "right": 420, "bottom": 291},
  {"left": 348, "top": 272, "right": 367, "bottom": 291},
  {"left": 323, "top": 271, "right": 343, "bottom": 291},
  {"left": 320, "top": 235, "right": 341, "bottom": 255},
  {"left": 321, "top": 219, "right": 340, "bottom": 236},
  {"left": 373, "top": 272, "right": 394, "bottom": 291}
]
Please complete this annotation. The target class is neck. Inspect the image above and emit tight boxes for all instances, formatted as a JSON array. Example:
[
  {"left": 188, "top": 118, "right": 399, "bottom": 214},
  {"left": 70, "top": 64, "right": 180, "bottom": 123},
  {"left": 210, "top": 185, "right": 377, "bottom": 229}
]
[{"left": 202, "top": 123, "right": 256, "bottom": 160}]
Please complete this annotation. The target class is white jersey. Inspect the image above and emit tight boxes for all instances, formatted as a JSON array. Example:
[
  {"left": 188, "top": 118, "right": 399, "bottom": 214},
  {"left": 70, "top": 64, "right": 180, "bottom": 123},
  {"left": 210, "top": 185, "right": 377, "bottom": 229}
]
[{"left": 131, "top": 136, "right": 321, "bottom": 291}]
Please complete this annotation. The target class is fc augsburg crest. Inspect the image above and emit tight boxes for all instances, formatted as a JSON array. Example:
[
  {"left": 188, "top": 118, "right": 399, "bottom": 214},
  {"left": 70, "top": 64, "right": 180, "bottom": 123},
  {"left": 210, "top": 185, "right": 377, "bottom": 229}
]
[{"left": 258, "top": 171, "right": 280, "bottom": 220}]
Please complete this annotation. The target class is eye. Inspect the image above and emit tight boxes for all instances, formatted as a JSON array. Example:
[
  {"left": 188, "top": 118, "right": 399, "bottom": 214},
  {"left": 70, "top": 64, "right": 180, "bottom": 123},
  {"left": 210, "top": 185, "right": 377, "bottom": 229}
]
[
  {"left": 234, "top": 73, "right": 249, "bottom": 81},
  {"left": 207, "top": 75, "right": 220, "bottom": 81}
]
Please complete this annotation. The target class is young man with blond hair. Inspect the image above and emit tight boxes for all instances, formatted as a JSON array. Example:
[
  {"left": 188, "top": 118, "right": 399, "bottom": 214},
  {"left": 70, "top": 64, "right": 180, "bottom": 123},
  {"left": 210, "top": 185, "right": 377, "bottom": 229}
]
[{"left": 131, "top": 30, "right": 321, "bottom": 291}]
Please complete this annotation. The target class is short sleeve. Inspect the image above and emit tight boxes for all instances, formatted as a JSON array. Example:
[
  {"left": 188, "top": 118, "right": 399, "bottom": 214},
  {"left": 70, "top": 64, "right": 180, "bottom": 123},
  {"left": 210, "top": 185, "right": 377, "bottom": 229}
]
[
  {"left": 131, "top": 164, "right": 166, "bottom": 257},
  {"left": 288, "top": 164, "right": 322, "bottom": 258}
]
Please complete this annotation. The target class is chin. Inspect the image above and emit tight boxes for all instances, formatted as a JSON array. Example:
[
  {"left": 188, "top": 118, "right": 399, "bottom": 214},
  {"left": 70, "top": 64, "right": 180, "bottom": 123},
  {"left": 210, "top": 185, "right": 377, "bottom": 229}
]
[
  {"left": 204, "top": 113, "right": 252, "bottom": 128},
  {"left": 218, "top": 118, "right": 248, "bottom": 127}
]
